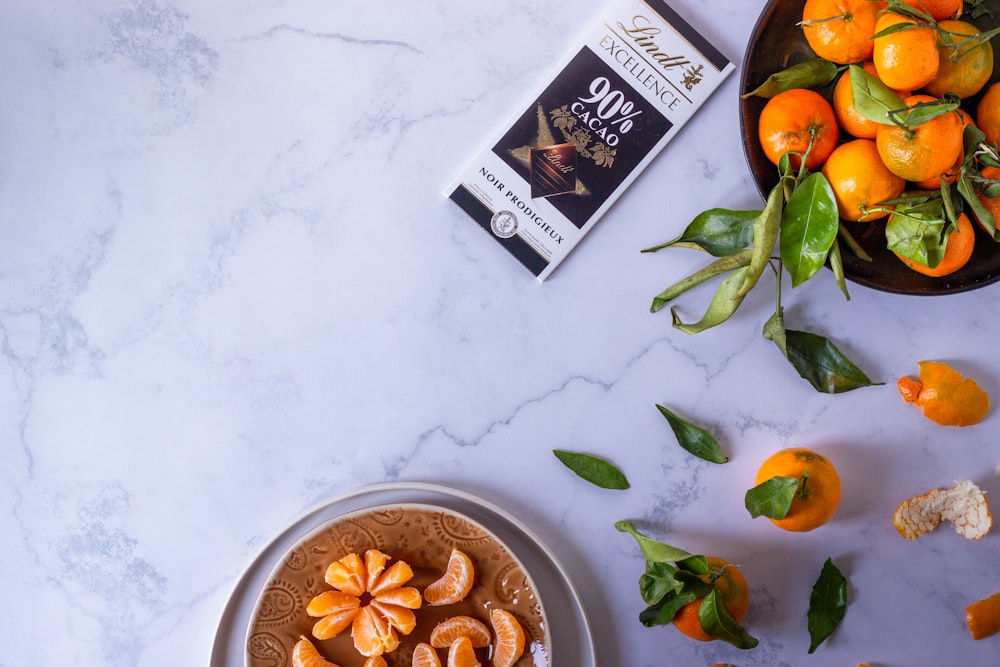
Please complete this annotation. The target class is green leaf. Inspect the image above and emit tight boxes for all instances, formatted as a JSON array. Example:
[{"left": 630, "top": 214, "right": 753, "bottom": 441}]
[
  {"left": 900, "top": 97, "right": 960, "bottom": 128},
  {"left": 615, "top": 520, "right": 707, "bottom": 571},
  {"left": 735, "top": 182, "right": 784, "bottom": 299},
  {"left": 885, "top": 210, "right": 948, "bottom": 268},
  {"left": 640, "top": 561, "right": 681, "bottom": 604},
  {"left": 741, "top": 58, "right": 843, "bottom": 99},
  {"left": 762, "top": 308, "right": 787, "bottom": 356},
  {"left": 785, "top": 329, "right": 879, "bottom": 393},
  {"left": 828, "top": 238, "right": 851, "bottom": 301},
  {"left": 670, "top": 266, "right": 751, "bottom": 334},
  {"left": 639, "top": 590, "right": 697, "bottom": 627},
  {"left": 649, "top": 248, "right": 754, "bottom": 313},
  {"left": 808, "top": 557, "right": 848, "bottom": 653},
  {"left": 959, "top": 173, "right": 1000, "bottom": 241},
  {"left": 642, "top": 208, "right": 759, "bottom": 256},
  {"left": 780, "top": 172, "right": 840, "bottom": 287},
  {"left": 745, "top": 475, "right": 800, "bottom": 519},
  {"left": 553, "top": 450, "right": 630, "bottom": 489},
  {"left": 655, "top": 404, "right": 728, "bottom": 464},
  {"left": 698, "top": 589, "right": 760, "bottom": 649},
  {"left": 848, "top": 64, "right": 904, "bottom": 126}
]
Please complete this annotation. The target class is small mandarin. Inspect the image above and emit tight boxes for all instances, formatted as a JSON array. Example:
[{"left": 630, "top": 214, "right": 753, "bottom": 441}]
[
  {"left": 876, "top": 94, "right": 964, "bottom": 183},
  {"left": 754, "top": 448, "right": 841, "bottom": 532},
  {"left": 758, "top": 88, "right": 839, "bottom": 170},
  {"left": 822, "top": 138, "right": 905, "bottom": 221},
  {"left": 977, "top": 82, "right": 1000, "bottom": 146},
  {"left": 801, "top": 0, "right": 885, "bottom": 64},
  {"left": 873, "top": 11, "right": 940, "bottom": 91},
  {"left": 897, "top": 0, "right": 962, "bottom": 20},
  {"left": 924, "top": 20, "right": 994, "bottom": 99},
  {"left": 671, "top": 557, "right": 750, "bottom": 641},
  {"left": 893, "top": 212, "right": 976, "bottom": 277},
  {"left": 832, "top": 63, "right": 881, "bottom": 139}
]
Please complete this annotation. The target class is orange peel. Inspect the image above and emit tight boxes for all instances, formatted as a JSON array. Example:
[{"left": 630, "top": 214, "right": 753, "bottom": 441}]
[
  {"left": 967, "top": 591, "right": 1000, "bottom": 640},
  {"left": 894, "top": 479, "right": 992, "bottom": 540},
  {"left": 897, "top": 361, "right": 990, "bottom": 427}
]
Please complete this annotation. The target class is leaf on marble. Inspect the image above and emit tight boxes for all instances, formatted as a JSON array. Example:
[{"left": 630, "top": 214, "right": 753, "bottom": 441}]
[
  {"left": 642, "top": 208, "right": 758, "bottom": 257},
  {"left": 655, "top": 404, "right": 728, "bottom": 464},
  {"left": 807, "top": 557, "right": 848, "bottom": 653},
  {"left": 615, "top": 520, "right": 707, "bottom": 572},
  {"left": 553, "top": 450, "right": 630, "bottom": 489}
]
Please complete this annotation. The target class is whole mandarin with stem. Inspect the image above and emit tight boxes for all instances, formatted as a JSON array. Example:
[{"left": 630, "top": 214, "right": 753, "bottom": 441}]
[
  {"left": 671, "top": 556, "right": 750, "bottom": 642},
  {"left": 822, "top": 138, "right": 906, "bottom": 221},
  {"left": 758, "top": 87, "right": 839, "bottom": 170},
  {"left": 876, "top": 94, "right": 965, "bottom": 183},
  {"left": 801, "top": 0, "right": 885, "bottom": 64},
  {"left": 873, "top": 11, "right": 940, "bottom": 91},
  {"left": 924, "top": 20, "right": 994, "bottom": 99},
  {"left": 753, "top": 447, "right": 841, "bottom": 532}
]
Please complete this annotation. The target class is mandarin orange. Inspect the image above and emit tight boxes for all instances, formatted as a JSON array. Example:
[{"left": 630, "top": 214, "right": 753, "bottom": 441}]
[
  {"left": 758, "top": 88, "right": 839, "bottom": 170},
  {"left": 753, "top": 448, "right": 841, "bottom": 532},
  {"left": 925, "top": 20, "right": 994, "bottom": 99},
  {"left": 671, "top": 557, "right": 750, "bottom": 642},
  {"left": 873, "top": 11, "right": 940, "bottom": 91},
  {"left": 893, "top": 211, "right": 976, "bottom": 276},
  {"left": 876, "top": 94, "right": 965, "bottom": 183},
  {"left": 801, "top": 0, "right": 885, "bottom": 64},
  {"left": 822, "top": 138, "right": 905, "bottom": 221}
]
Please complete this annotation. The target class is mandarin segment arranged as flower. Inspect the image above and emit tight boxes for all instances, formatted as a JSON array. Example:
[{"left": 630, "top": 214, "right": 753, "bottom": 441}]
[
  {"left": 896, "top": 360, "right": 990, "bottom": 426},
  {"left": 894, "top": 478, "right": 992, "bottom": 540},
  {"left": 967, "top": 591, "right": 1000, "bottom": 640},
  {"left": 308, "top": 549, "right": 423, "bottom": 657},
  {"left": 292, "top": 636, "right": 343, "bottom": 667},
  {"left": 429, "top": 615, "right": 492, "bottom": 649},
  {"left": 489, "top": 609, "right": 527, "bottom": 667},
  {"left": 424, "top": 548, "right": 476, "bottom": 606}
]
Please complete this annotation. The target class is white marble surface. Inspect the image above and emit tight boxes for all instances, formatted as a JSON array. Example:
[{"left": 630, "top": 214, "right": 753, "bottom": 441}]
[{"left": 4, "top": 0, "right": 1000, "bottom": 665}]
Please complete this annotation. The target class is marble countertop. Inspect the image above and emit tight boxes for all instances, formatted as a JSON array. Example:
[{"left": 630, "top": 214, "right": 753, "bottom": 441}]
[{"left": 4, "top": 0, "right": 1000, "bottom": 665}]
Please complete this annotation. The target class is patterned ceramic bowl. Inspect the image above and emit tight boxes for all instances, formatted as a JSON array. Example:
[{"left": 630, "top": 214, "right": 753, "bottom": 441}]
[{"left": 244, "top": 503, "right": 551, "bottom": 667}]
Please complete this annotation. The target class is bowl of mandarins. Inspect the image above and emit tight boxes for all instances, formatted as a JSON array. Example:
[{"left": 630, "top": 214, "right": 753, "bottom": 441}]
[
  {"left": 244, "top": 503, "right": 550, "bottom": 667},
  {"left": 739, "top": 0, "right": 1000, "bottom": 295}
]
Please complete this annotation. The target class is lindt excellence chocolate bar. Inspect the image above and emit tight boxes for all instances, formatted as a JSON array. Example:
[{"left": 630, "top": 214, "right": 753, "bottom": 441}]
[{"left": 445, "top": 0, "right": 734, "bottom": 281}]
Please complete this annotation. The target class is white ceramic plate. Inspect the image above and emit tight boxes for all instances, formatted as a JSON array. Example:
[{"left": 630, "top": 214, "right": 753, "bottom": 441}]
[{"left": 211, "top": 482, "right": 595, "bottom": 667}]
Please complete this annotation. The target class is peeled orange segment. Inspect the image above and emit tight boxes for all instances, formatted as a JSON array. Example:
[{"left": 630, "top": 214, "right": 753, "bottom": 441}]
[
  {"left": 292, "top": 636, "right": 342, "bottom": 667},
  {"left": 412, "top": 642, "right": 444, "bottom": 667},
  {"left": 447, "top": 635, "right": 482, "bottom": 667},
  {"left": 370, "top": 598, "right": 418, "bottom": 635},
  {"left": 307, "top": 591, "right": 361, "bottom": 639},
  {"left": 352, "top": 605, "right": 400, "bottom": 657},
  {"left": 967, "top": 591, "right": 1000, "bottom": 640},
  {"left": 325, "top": 552, "right": 366, "bottom": 596},
  {"left": 363, "top": 657, "right": 389, "bottom": 667},
  {"left": 424, "top": 548, "right": 475, "bottom": 606},
  {"left": 370, "top": 559, "right": 415, "bottom": 596},
  {"left": 364, "top": 549, "right": 392, "bottom": 591},
  {"left": 374, "top": 585, "right": 423, "bottom": 609},
  {"left": 897, "top": 361, "right": 990, "bottom": 427},
  {"left": 894, "top": 479, "right": 992, "bottom": 540},
  {"left": 429, "top": 615, "right": 492, "bottom": 648},
  {"left": 489, "top": 609, "right": 526, "bottom": 667}
]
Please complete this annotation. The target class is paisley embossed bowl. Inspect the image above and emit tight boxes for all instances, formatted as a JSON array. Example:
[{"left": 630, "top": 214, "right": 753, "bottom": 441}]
[
  {"left": 244, "top": 503, "right": 551, "bottom": 667},
  {"left": 739, "top": 0, "right": 1000, "bottom": 295}
]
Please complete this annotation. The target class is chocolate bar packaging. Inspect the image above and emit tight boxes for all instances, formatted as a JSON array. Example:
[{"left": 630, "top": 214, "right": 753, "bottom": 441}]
[{"left": 446, "top": 0, "right": 734, "bottom": 281}]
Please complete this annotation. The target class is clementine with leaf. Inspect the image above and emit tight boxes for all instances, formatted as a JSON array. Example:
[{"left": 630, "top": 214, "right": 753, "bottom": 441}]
[
  {"left": 893, "top": 212, "right": 976, "bottom": 277},
  {"left": 924, "top": 20, "right": 994, "bottom": 99},
  {"left": 876, "top": 94, "right": 964, "bottom": 183},
  {"left": 672, "top": 557, "right": 750, "bottom": 642},
  {"left": 749, "top": 447, "right": 841, "bottom": 532},
  {"left": 873, "top": 11, "right": 940, "bottom": 91}
]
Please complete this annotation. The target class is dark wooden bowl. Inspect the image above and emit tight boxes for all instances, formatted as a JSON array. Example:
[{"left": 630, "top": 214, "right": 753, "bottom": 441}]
[{"left": 739, "top": 0, "right": 1000, "bottom": 294}]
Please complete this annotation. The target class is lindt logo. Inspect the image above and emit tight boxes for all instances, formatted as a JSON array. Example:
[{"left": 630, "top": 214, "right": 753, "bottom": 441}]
[
  {"left": 616, "top": 15, "right": 691, "bottom": 71},
  {"left": 543, "top": 150, "right": 575, "bottom": 174}
]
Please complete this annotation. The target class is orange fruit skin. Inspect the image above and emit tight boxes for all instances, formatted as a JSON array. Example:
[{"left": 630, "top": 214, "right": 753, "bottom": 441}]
[
  {"left": 897, "top": 0, "right": 963, "bottom": 20},
  {"left": 758, "top": 88, "right": 839, "bottom": 170},
  {"left": 894, "top": 211, "right": 976, "bottom": 277},
  {"left": 873, "top": 12, "right": 940, "bottom": 91},
  {"left": 925, "top": 20, "right": 994, "bottom": 99},
  {"left": 876, "top": 94, "right": 965, "bottom": 183},
  {"left": 801, "top": 0, "right": 885, "bottom": 64},
  {"left": 912, "top": 109, "right": 975, "bottom": 190},
  {"left": 976, "top": 82, "right": 1000, "bottom": 147},
  {"left": 833, "top": 63, "right": 881, "bottom": 139},
  {"left": 974, "top": 165, "right": 1000, "bottom": 233},
  {"left": 822, "top": 139, "right": 905, "bottom": 221},
  {"left": 967, "top": 591, "right": 1000, "bottom": 640},
  {"left": 897, "top": 360, "right": 990, "bottom": 426},
  {"left": 754, "top": 448, "right": 841, "bottom": 532},
  {"left": 672, "top": 557, "right": 750, "bottom": 642}
]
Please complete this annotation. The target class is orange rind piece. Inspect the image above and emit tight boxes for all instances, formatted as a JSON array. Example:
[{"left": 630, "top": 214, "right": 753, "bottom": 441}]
[
  {"left": 897, "top": 361, "right": 989, "bottom": 427},
  {"left": 967, "top": 591, "right": 1000, "bottom": 640},
  {"left": 424, "top": 548, "right": 475, "bottom": 606},
  {"left": 292, "top": 636, "right": 342, "bottom": 667},
  {"left": 894, "top": 479, "right": 992, "bottom": 540}
]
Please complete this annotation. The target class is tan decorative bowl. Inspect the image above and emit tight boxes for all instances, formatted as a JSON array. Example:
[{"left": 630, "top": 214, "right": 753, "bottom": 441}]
[{"left": 244, "top": 503, "right": 550, "bottom": 667}]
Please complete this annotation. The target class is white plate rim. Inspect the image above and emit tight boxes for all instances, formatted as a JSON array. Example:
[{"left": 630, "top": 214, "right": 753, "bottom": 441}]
[{"left": 211, "top": 481, "right": 596, "bottom": 667}]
